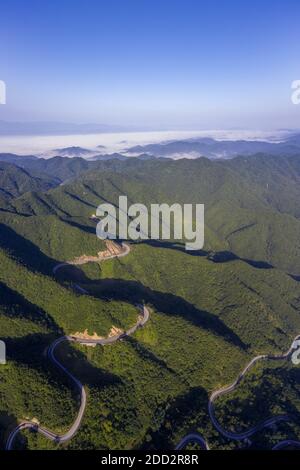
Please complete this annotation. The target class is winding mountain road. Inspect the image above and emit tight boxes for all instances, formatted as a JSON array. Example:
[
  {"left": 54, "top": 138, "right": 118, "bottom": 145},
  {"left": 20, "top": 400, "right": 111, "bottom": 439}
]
[
  {"left": 176, "top": 335, "right": 300, "bottom": 450},
  {"left": 272, "top": 439, "right": 300, "bottom": 450},
  {"left": 175, "top": 433, "right": 209, "bottom": 450},
  {"left": 6, "top": 242, "right": 150, "bottom": 450},
  {"left": 5, "top": 239, "right": 300, "bottom": 451}
]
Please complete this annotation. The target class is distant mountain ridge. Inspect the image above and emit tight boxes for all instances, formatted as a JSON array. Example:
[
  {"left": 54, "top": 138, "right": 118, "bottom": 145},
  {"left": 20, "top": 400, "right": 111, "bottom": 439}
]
[
  {"left": 126, "top": 135, "right": 300, "bottom": 159},
  {"left": 52, "top": 147, "right": 94, "bottom": 158},
  {"left": 0, "top": 161, "right": 58, "bottom": 208},
  {"left": 0, "top": 150, "right": 300, "bottom": 450},
  {"left": 1, "top": 151, "right": 300, "bottom": 274}
]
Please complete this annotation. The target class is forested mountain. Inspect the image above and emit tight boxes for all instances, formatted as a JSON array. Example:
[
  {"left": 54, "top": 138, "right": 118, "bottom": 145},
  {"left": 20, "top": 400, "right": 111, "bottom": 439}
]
[
  {"left": 126, "top": 135, "right": 300, "bottom": 159},
  {"left": 4, "top": 153, "right": 300, "bottom": 273},
  {"left": 0, "top": 162, "right": 59, "bottom": 213},
  {"left": 0, "top": 152, "right": 299, "bottom": 450}
]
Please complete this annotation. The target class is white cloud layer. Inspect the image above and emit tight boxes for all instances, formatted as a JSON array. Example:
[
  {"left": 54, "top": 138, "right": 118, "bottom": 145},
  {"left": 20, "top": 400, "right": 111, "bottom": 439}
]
[{"left": 0, "top": 129, "right": 292, "bottom": 157}]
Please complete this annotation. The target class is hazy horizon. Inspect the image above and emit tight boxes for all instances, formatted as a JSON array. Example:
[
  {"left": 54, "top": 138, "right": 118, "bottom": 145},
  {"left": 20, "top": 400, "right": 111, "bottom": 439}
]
[{"left": 0, "top": 128, "right": 294, "bottom": 156}]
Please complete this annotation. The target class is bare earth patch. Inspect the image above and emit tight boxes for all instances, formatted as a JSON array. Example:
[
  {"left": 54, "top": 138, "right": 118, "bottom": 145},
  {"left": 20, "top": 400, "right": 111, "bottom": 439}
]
[
  {"left": 71, "top": 240, "right": 126, "bottom": 265},
  {"left": 70, "top": 326, "right": 124, "bottom": 346}
]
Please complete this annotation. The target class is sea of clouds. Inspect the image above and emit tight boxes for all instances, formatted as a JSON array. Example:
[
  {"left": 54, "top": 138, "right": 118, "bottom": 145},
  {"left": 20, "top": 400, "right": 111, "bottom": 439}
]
[{"left": 0, "top": 129, "right": 292, "bottom": 158}]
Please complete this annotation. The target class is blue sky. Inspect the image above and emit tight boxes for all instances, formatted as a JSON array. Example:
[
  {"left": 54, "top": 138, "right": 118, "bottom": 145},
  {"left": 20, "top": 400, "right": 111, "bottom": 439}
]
[{"left": 0, "top": 0, "right": 299, "bottom": 129}]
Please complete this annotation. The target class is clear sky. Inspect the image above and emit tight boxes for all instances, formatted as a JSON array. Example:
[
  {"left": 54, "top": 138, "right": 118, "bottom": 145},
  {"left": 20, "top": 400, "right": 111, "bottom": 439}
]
[{"left": 0, "top": 0, "right": 300, "bottom": 129}]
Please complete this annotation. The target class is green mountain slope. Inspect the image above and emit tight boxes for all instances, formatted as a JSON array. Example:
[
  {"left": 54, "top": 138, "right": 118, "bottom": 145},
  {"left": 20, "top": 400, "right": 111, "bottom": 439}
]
[
  {"left": 0, "top": 153, "right": 299, "bottom": 450},
  {"left": 9, "top": 155, "right": 300, "bottom": 274}
]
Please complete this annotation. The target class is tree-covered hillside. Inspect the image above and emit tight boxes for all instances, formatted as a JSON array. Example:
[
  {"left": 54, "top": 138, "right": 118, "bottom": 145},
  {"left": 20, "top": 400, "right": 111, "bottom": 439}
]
[{"left": 0, "top": 153, "right": 299, "bottom": 450}]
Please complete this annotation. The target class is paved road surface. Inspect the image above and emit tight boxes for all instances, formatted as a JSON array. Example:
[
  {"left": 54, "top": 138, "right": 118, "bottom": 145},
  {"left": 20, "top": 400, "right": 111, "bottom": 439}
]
[
  {"left": 6, "top": 243, "right": 150, "bottom": 450},
  {"left": 6, "top": 239, "right": 300, "bottom": 451},
  {"left": 272, "top": 439, "right": 300, "bottom": 450},
  {"left": 175, "top": 433, "right": 209, "bottom": 450},
  {"left": 177, "top": 334, "right": 300, "bottom": 450}
]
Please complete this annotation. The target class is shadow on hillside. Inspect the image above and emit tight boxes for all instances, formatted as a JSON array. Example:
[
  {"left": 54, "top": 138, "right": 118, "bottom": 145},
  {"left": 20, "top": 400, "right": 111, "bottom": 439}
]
[
  {"left": 54, "top": 264, "right": 89, "bottom": 283},
  {"left": 209, "top": 251, "right": 273, "bottom": 269},
  {"left": 0, "top": 206, "right": 32, "bottom": 217},
  {"left": 48, "top": 251, "right": 247, "bottom": 354},
  {"left": 126, "top": 336, "right": 179, "bottom": 377},
  {"left": 61, "top": 217, "right": 96, "bottom": 234},
  {"left": 0, "top": 281, "right": 60, "bottom": 332},
  {"left": 85, "top": 278, "right": 246, "bottom": 350},
  {"left": 56, "top": 341, "right": 122, "bottom": 389},
  {"left": 0, "top": 412, "right": 19, "bottom": 450},
  {"left": 0, "top": 223, "right": 60, "bottom": 275},
  {"left": 63, "top": 191, "right": 96, "bottom": 210},
  {"left": 2, "top": 332, "right": 61, "bottom": 369},
  {"left": 141, "top": 386, "right": 210, "bottom": 450},
  {"left": 0, "top": 333, "right": 122, "bottom": 449},
  {"left": 131, "top": 239, "right": 208, "bottom": 257},
  {"left": 0, "top": 223, "right": 274, "bottom": 286},
  {"left": 2, "top": 332, "right": 122, "bottom": 390},
  {"left": 0, "top": 224, "right": 245, "bottom": 349},
  {"left": 132, "top": 240, "right": 274, "bottom": 269},
  {"left": 213, "top": 366, "right": 300, "bottom": 446}
]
